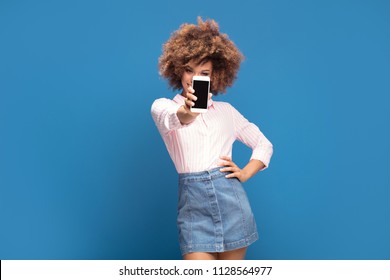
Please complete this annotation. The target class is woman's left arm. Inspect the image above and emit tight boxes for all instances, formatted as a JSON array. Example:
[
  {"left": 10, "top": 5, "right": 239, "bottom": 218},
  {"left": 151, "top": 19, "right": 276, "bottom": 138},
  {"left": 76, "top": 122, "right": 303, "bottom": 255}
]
[
  {"left": 219, "top": 104, "right": 273, "bottom": 183},
  {"left": 219, "top": 156, "right": 265, "bottom": 183}
]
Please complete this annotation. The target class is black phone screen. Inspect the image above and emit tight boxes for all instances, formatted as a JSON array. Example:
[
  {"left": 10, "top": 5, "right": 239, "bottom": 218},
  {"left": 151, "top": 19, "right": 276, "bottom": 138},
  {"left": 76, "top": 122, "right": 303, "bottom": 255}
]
[{"left": 192, "top": 79, "right": 209, "bottom": 109}]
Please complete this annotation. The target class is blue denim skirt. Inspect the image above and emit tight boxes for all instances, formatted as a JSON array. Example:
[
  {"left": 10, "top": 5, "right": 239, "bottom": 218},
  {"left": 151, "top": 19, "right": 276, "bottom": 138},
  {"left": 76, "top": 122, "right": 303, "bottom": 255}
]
[{"left": 177, "top": 167, "right": 258, "bottom": 256}]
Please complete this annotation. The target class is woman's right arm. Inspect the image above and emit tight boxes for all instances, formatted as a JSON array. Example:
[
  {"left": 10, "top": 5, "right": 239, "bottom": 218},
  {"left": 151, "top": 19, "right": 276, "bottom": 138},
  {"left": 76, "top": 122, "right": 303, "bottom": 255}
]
[
  {"left": 176, "top": 86, "right": 200, "bottom": 124},
  {"left": 151, "top": 93, "right": 198, "bottom": 137},
  {"left": 151, "top": 86, "right": 202, "bottom": 135},
  {"left": 151, "top": 98, "right": 183, "bottom": 136}
]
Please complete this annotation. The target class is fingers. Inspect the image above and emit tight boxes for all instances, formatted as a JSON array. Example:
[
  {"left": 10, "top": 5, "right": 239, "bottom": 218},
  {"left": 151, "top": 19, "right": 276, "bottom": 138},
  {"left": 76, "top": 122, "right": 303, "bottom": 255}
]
[
  {"left": 219, "top": 156, "right": 235, "bottom": 167},
  {"left": 218, "top": 155, "right": 242, "bottom": 180},
  {"left": 219, "top": 155, "right": 238, "bottom": 171},
  {"left": 219, "top": 155, "right": 231, "bottom": 162},
  {"left": 218, "top": 155, "right": 248, "bottom": 182},
  {"left": 186, "top": 87, "right": 214, "bottom": 102},
  {"left": 184, "top": 97, "right": 195, "bottom": 109},
  {"left": 184, "top": 88, "right": 212, "bottom": 110},
  {"left": 186, "top": 94, "right": 197, "bottom": 103},
  {"left": 184, "top": 87, "right": 197, "bottom": 108},
  {"left": 220, "top": 166, "right": 239, "bottom": 173},
  {"left": 225, "top": 171, "right": 240, "bottom": 179},
  {"left": 186, "top": 87, "right": 196, "bottom": 99}
]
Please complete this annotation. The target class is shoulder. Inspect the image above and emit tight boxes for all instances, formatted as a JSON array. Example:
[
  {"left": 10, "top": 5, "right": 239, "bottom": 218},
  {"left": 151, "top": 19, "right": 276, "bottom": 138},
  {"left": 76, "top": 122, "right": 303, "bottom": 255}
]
[
  {"left": 151, "top": 97, "right": 175, "bottom": 111},
  {"left": 152, "top": 94, "right": 184, "bottom": 108},
  {"left": 151, "top": 96, "right": 183, "bottom": 119},
  {"left": 213, "top": 101, "right": 247, "bottom": 123},
  {"left": 152, "top": 97, "right": 174, "bottom": 106},
  {"left": 213, "top": 100, "right": 232, "bottom": 109},
  {"left": 212, "top": 100, "right": 238, "bottom": 113}
]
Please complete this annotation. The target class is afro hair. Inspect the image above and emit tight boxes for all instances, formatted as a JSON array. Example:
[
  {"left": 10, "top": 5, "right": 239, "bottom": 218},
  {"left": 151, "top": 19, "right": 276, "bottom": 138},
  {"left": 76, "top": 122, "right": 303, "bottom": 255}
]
[{"left": 158, "top": 17, "right": 244, "bottom": 94}]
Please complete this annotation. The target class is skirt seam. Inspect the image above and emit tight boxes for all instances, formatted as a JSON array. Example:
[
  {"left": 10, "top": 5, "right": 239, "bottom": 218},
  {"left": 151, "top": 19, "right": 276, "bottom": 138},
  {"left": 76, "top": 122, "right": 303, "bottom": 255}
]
[{"left": 230, "top": 178, "right": 249, "bottom": 239}]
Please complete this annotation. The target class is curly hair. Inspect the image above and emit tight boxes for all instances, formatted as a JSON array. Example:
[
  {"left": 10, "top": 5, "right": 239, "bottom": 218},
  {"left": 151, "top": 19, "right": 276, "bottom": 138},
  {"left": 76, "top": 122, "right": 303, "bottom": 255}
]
[{"left": 158, "top": 17, "right": 244, "bottom": 94}]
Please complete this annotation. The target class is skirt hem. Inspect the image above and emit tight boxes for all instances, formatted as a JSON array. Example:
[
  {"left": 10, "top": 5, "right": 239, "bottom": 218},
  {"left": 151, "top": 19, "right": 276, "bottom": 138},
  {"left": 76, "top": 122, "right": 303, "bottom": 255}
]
[{"left": 180, "top": 232, "right": 258, "bottom": 256}]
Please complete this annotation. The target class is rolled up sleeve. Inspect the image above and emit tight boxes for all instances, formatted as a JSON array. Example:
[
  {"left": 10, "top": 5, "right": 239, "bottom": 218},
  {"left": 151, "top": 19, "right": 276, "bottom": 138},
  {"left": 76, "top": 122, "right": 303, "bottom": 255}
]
[
  {"left": 231, "top": 105, "right": 273, "bottom": 169},
  {"left": 151, "top": 98, "right": 185, "bottom": 136}
]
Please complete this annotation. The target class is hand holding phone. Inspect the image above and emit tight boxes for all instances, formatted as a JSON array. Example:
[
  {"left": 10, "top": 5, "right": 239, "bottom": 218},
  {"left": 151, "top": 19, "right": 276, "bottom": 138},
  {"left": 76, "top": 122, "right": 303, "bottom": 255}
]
[{"left": 190, "top": 76, "right": 210, "bottom": 113}]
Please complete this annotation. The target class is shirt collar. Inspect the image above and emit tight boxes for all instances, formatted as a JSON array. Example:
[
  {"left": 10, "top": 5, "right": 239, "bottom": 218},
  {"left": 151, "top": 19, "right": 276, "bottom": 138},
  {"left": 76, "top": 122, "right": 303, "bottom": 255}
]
[{"left": 173, "top": 94, "right": 214, "bottom": 108}]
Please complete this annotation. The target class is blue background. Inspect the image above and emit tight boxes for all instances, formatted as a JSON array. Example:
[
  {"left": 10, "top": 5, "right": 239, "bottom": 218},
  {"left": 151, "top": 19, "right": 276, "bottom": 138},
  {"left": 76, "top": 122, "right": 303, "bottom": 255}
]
[{"left": 1, "top": 0, "right": 389, "bottom": 260}]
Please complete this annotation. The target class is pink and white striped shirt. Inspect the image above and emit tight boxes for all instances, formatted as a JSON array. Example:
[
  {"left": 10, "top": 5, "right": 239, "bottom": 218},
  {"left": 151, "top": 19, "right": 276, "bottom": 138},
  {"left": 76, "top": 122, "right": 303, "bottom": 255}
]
[{"left": 151, "top": 94, "right": 273, "bottom": 174}]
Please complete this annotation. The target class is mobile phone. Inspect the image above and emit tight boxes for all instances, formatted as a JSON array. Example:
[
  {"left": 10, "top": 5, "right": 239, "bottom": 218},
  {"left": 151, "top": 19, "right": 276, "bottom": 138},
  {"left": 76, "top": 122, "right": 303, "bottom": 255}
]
[{"left": 191, "top": 76, "right": 210, "bottom": 113}]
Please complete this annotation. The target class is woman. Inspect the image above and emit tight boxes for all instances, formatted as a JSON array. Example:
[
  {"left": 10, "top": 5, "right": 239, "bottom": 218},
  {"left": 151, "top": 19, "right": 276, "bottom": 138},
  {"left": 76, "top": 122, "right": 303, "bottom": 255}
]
[{"left": 151, "top": 17, "right": 273, "bottom": 260}]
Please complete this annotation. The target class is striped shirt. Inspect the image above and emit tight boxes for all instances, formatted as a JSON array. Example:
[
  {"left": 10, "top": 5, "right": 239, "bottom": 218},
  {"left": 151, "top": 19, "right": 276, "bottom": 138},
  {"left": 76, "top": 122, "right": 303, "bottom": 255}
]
[{"left": 151, "top": 94, "right": 273, "bottom": 174}]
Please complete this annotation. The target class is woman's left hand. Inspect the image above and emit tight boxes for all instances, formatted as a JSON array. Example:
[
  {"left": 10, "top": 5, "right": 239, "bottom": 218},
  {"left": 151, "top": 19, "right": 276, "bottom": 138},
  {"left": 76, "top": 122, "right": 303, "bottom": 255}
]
[{"left": 219, "top": 156, "right": 250, "bottom": 183}]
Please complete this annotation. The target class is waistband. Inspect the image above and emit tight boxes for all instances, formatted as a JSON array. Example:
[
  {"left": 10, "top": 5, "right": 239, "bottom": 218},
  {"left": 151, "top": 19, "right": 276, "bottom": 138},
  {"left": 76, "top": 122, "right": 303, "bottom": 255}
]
[{"left": 178, "top": 167, "right": 227, "bottom": 182}]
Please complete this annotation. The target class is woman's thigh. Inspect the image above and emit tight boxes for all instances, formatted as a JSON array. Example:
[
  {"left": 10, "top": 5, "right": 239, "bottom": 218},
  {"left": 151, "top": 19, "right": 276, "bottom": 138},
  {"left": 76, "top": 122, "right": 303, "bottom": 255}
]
[
  {"left": 217, "top": 247, "right": 247, "bottom": 260},
  {"left": 183, "top": 247, "right": 247, "bottom": 260},
  {"left": 183, "top": 252, "right": 218, "bottom": 260}
]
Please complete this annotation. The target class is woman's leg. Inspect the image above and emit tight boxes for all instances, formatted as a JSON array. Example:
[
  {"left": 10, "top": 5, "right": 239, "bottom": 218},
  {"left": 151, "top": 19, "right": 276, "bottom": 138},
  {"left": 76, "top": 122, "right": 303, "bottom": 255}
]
[
  {"left": 183, "top": 252, "right": 218, "bottom": 260},
  {"left": 183, "top": 247, "right": 247, "bottom": 260},
  {"left": 217, "top": 247, "right": 247, "bottom": 260}
]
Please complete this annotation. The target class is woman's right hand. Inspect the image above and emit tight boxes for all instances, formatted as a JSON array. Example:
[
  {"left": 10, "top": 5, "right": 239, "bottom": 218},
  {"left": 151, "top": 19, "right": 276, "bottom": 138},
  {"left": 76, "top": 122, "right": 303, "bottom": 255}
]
[
  {"left": 183, "top": 86, "right": 200, "bottom": 115},
  {"left": 177, "top": 86, "right": 212, "bottom": 124}
]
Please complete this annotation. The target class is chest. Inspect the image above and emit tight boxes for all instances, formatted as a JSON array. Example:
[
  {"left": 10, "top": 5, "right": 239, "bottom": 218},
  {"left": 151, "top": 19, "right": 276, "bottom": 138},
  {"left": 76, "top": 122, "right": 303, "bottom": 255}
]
[{"left": 177, "top": 108, "right": 234, "bottom": 140}]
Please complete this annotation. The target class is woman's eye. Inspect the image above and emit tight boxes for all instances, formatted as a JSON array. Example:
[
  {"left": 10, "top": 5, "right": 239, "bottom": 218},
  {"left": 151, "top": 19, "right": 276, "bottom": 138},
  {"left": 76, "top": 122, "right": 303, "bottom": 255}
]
[
  {"left": 185, "top": 68, "right": 193, "bottom": 73},
  {"left": 202, "top": 73, "right": 210, "bottom": 76}
]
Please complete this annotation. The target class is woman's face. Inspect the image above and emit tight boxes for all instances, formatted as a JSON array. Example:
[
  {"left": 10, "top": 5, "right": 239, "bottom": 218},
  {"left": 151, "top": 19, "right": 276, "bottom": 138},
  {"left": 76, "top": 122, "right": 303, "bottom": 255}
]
[{"left": 181, "top": 60, "right": 213, "bottom": 92}]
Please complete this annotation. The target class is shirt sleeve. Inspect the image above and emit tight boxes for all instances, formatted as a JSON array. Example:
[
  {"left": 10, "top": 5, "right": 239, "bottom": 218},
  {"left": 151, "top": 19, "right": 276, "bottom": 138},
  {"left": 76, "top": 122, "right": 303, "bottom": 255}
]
[
  {"left": 151, "top": 98, "right": 184, "bottom": 136},
  {"left": 230, "top": 104, "right": 273, "bottom": 169}
]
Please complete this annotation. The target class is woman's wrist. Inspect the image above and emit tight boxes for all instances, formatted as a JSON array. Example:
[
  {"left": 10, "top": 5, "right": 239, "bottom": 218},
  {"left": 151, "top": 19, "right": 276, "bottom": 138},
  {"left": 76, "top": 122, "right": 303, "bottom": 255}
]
[
  {"left": 177, "top": 105, "right": 197, "bottom": 124},
  {"left": 241, "top": 160, "right": 265, "bottom": 181}
]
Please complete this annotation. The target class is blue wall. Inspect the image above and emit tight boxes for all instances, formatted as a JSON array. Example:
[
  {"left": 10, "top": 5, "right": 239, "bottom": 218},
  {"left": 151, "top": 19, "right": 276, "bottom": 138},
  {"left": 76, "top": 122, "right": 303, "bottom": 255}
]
[{"left": 1, "top": 0, "right": 389, "bottom": 259}]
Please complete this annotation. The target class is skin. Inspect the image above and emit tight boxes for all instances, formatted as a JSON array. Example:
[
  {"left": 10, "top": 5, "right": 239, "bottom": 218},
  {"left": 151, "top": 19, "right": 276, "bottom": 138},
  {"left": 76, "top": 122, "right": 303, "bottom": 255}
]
[
  {"left": 184, "top": 247, "right": 247, "bottom": 260},
  {"left": 176, "top": 60, "right": 265, "bottom": 260}
]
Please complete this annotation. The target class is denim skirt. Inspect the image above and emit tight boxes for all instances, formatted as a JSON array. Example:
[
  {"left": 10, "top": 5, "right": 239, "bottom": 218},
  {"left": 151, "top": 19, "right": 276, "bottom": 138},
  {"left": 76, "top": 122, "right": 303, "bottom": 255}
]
[{"left": 177, "top": 167, "right": 258, "bottom": 256}]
